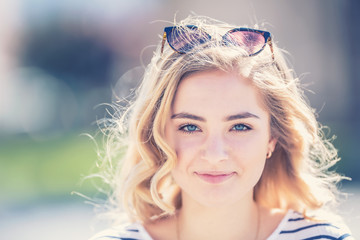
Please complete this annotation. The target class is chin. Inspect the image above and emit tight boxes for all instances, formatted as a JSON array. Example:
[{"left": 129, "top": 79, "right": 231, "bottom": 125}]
[{"left": 188, "top": 188, "right": 252, "bottom": 208}]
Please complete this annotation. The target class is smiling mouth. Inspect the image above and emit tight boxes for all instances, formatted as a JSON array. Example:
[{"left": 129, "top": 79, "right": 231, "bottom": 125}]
[{"left": 194, "top": 172, "right": 236, "bottom": 184}]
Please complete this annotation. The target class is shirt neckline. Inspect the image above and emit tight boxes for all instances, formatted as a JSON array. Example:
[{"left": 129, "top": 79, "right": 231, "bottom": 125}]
[
  {"left": 133, "top": 209, "right": 294, "bottom": 240},
  {"left": 265, "top": 209, "right": 294, "bottom": 240},
  {"left": 133, "top": 222, "right": 155, "bottom": 240}
]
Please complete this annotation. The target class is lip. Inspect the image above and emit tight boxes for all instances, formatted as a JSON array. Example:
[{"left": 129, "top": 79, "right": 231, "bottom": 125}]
[{"left": 194, "top": 171, "right": 236, "bottom": 184}]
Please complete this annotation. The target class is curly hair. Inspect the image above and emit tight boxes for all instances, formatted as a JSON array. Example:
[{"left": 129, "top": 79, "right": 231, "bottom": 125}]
[{"left": 96, "top": 15, "right": 346, "bottom": 224}]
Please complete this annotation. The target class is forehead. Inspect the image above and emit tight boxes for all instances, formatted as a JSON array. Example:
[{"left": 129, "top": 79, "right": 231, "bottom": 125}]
[{"left": 172, "top": 70, "right": 268, "bottom": 116}]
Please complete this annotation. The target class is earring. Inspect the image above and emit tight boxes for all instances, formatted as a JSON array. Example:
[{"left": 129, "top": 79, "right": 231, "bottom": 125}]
[{"left": 266, "top": 151, "right": 272, "bottom": 159}]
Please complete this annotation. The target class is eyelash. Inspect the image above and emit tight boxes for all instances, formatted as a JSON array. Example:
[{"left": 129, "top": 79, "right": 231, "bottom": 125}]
[
  {"left": 231, "top": 123, "right": 252, "bottom": 132},
  {"left": 178, "top": 123, "right": 252, "bottom": 134},
  {"left": 178, "top": 123, "right": 201, "bottom": 134}
]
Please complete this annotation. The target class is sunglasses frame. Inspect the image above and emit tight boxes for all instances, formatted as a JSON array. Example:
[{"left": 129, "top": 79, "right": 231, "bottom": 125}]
[{"left": 161, "top": 25, "right": 274, "bottom": 60}]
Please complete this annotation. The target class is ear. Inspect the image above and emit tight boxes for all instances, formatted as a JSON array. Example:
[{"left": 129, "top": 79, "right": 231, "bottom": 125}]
[{"left": 268, "top": 137, "right": 277, "bottom": 153}]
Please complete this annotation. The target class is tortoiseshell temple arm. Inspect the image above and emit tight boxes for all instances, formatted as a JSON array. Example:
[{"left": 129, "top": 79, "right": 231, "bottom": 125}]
[
  {"left": 161, "top": 32, "right": 167, "bottom": 54},
  {"left": 267, "top": 37, "right": 275, "bottom": 61}
]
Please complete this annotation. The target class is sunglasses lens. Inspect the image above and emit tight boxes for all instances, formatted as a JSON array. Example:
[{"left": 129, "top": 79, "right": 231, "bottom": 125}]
[
  {"left": 167, "top": 26, "right": 211, "bottom": 53},
  {"left": 224, "top": 30, "right": 266, "bottom": 56}
]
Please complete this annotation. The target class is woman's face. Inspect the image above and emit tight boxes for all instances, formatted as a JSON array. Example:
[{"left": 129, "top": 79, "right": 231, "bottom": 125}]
[{"left": 165, "top": 70, "right": 276, "bottom": 207}]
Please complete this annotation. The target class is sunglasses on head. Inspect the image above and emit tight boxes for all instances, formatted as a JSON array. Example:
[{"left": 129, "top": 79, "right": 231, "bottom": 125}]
[{"left": 161, "top": 25, "right": 274, "bottom": 60}]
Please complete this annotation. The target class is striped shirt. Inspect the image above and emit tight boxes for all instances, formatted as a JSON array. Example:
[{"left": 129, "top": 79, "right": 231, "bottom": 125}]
[{"left": 90, "top": 210, "right": 353, "bottom": 240}]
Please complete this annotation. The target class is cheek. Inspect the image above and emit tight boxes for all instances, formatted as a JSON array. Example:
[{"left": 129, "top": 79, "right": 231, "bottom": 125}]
[
  {"left": 165, "top": 123, "right": 202, "bottom": 168},
  {"left": 229, "top": 136, "right": 267, "bottom": 184},
  {"left": 229, "top": 133, "right": 269, "bottom": 162},
  {"left": 174, "top": 137, "right": 202, "bottom": 166},
  {"left": 229, "top": 134, "right": 268, "bottom": 154},
  {"left": 170, "top": 139, "right": 201, "bottom": 187}
]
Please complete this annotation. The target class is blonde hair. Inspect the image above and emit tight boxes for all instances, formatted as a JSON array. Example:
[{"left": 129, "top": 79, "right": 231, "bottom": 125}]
[{"left": 97, "top": 15, "right": 346, "bottom": 223}]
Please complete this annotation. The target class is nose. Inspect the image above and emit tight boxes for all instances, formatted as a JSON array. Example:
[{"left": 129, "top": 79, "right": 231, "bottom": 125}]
[{"left": 201, "top": 133, "right": 229, "bottom": 163}]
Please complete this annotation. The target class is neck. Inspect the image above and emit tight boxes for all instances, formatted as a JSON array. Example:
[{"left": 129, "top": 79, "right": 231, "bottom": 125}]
[{"left": 177, "top": 191, "right": 260, "bottom": 240}]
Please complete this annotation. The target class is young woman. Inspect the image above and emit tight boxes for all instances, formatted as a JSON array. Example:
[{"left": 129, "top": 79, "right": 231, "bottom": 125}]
[{"left": 90, "top": 15, "right": 353, "bottom": 240}]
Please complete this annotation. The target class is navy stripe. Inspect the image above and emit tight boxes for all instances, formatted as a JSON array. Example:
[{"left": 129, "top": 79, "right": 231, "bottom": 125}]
[
  {"left": 100, "top": 236, "right": 139, "bottom": 240},
  {"left": 302, "top": 235, "right": 339, "bottom": 240},
  {"left": 303, "top": 234, "right": 352, "bottom": 240},
  {"left": 339, "top": 233, "right": 352, "bottom": 240},
  {"left": 288, "top": 217, "right": 305, "bottom": 221},
  {"left": 126, "top": 229, "right": 139, "bottom": 232},
  {"left": 280, "top": 223, "right": 338, "bottom": 234}
]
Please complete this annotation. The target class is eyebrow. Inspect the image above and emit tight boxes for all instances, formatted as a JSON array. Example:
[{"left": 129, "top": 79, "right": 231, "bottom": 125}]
[
  {"left": 171, "top": 112, "right": 205, "bottom": 121},
  {"left": 225, "top": 112, "right": 260, "bottom": 121},
  {"left": 171, "top": 112, "right": 260, "bottom": 121}
]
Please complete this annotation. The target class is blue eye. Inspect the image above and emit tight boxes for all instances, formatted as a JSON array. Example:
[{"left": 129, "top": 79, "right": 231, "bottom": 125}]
[
  {"left": 232, "top": 124, "right": 250, "bottom": 131},
  {"left": 179, "top": 124, "right": 200, "bottom": 133}
]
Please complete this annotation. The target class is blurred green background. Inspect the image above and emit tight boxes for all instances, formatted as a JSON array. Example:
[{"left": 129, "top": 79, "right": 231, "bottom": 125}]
[
  {"left": 0, "top": 0, "right": 359, "bottom": 239},
  {"left": 0, "top": 132, "right": 97, "bottom": 205}
]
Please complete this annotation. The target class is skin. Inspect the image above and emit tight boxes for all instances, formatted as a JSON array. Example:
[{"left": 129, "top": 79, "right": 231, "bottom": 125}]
[{"left": 145, "top": 70, "right": 283, "bottom": 240}]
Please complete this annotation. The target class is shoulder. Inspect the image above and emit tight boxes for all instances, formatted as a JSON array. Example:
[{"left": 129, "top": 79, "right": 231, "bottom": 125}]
[
  {"left": 268, "top": 210, "right": 354, "bottom": 240},
  {"left": 89, "top": 222, "right": 153, "bottom": 240}
]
